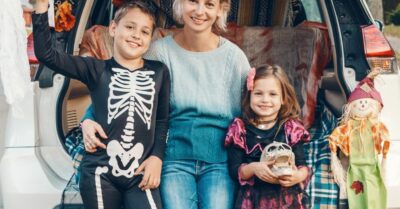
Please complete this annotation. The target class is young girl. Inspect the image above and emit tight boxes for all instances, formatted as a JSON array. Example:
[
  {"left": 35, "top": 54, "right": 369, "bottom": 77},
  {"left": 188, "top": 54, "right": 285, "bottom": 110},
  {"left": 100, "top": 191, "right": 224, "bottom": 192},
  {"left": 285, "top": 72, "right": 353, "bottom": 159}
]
[
  {"left": 225, "top": 65, "right": 310, "bottom": 209},
  {"left": 33, "top": 1, "right": 169, "bottom": 209}
]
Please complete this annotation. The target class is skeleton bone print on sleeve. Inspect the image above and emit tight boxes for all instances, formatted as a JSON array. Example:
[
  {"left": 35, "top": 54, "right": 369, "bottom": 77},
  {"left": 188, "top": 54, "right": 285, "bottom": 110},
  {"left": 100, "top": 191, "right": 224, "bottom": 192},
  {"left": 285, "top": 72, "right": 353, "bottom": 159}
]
[{"left": 107, "top": 68, "right": 155, "bottom": 178}]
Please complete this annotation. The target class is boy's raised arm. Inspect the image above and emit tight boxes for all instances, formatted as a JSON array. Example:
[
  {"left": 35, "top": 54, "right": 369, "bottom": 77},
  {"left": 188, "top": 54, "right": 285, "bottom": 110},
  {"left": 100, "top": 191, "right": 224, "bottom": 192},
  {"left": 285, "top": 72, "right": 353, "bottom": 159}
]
[
  {"left": 32, "top": 0, "right": 103, "bottom": 90},
  {"left": 35, "top": 0, "right": 49, "bottom": 14}
]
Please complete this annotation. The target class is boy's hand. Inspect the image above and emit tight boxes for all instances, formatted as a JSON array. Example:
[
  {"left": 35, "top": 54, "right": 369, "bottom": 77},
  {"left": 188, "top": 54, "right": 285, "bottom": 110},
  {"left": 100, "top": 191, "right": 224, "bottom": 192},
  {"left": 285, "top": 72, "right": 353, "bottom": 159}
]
[
  {"left": 81, "top": 119, "right": 107, "bottom": 153},
  {"left": 34, "top": 0, "right": 50, "bottom": 13},
  {"left": 135, "top": 156, "right": 162, "bottom": 191}
]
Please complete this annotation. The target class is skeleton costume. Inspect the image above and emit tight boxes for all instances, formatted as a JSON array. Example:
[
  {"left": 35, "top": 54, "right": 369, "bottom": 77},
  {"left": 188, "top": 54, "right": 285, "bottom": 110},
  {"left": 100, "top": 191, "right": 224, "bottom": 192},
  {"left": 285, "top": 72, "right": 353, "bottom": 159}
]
[
  {"left": 225, "top": 118, "right": 310, "bottom": 209},
  {"left": 33, "top": 12, "right": 169, "bottom": 209}
]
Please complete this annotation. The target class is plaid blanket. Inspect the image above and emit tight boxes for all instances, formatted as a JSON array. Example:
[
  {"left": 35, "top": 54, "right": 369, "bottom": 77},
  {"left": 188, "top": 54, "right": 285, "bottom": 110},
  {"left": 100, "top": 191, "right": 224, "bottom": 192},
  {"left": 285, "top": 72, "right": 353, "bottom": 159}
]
[
  {"left": 64, "top": 127, "right": 84, "bottom": 184},
  {"left": 304, "top": 96, "right": 339, "bottom": 209}
]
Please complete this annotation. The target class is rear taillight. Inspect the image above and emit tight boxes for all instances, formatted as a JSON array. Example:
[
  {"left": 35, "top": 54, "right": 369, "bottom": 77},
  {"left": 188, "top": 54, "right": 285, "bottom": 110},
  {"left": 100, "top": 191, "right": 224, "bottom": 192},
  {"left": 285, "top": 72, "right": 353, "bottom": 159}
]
[{"left": 362, "top": 24, "right": 398, "bottom": 73}]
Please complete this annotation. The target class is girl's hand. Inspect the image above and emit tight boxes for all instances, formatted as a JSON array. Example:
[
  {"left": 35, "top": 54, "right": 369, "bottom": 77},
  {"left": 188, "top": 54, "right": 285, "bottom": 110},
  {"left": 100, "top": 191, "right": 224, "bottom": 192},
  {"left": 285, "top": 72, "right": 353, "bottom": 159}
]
[
  {"left": 135, "top": 156, "right": 162, "bottom": 190},
  {"left": 252, "top": 161, "right": 279, "bottom": 184},
  {"left": 35, "top": 0, "right": 50, "bottom": 13},
  {"left": 81, "top": 119, "right": 107, "bottom": 153},
  {"left": 278, "top": 166, "right": 308, "bottom": 187}
]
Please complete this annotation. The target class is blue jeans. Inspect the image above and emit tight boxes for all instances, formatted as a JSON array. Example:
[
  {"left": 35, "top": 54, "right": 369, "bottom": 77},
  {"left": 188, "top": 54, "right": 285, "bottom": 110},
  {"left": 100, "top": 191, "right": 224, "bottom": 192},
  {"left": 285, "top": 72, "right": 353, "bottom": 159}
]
[{"left": 160, "top": 160, "right": 236, "bottom": 209}]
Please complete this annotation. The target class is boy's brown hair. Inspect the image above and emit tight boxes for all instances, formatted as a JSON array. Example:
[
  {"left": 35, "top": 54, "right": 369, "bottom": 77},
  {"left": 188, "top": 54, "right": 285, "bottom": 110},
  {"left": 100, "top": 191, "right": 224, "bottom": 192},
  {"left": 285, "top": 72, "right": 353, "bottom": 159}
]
[
  {"left": 113, "top": 0, "right": 158, "bottom": 34},
  {"left": 241, "top": 64, "right": 301, "bottom": 126}
]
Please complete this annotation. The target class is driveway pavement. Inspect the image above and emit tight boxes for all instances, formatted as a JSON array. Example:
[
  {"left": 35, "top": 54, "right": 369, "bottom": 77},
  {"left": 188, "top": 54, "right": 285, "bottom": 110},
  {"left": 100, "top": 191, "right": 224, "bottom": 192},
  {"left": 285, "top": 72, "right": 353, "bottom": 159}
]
[{"left": 387, "top": 35, "right": 400, "bottom": 52}]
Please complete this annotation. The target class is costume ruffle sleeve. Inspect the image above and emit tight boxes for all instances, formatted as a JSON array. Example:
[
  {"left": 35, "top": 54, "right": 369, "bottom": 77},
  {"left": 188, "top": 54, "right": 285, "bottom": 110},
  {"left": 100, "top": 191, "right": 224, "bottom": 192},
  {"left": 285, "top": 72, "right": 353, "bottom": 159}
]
[
  {"left": 284, "top": 119, "right": 311, "bottom": 145},
  {"left": 225, "top": 118, "right": 255, "bottom": 185},
  {"left": 224, "top": 118, "right": 247, "bottom": 149},
  {"left": 284, "top": 119, "right": 311, "bottom": 188}
]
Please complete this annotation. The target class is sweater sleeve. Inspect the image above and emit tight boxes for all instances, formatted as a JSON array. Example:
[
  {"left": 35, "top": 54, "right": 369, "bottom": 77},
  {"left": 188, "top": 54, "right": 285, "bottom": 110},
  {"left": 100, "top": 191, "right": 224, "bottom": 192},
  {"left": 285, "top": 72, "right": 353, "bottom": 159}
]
[
  {"left": 227, "top": 145, "right": 245, "bottom": 182},
  {"left": 32, "top": 12, "right": 102, "bottom": 90},
  {"left": 151, "top": 65, "right": 171, "bottom": 159},
  {"left": 81, "top": 105, "right": 95, "bottom": 121},
  {"left": 235, "top": 48, "right": 251, "bottom": 91},
  {"left": 144, "top": 38, "right": 164, "bottom": 62}
]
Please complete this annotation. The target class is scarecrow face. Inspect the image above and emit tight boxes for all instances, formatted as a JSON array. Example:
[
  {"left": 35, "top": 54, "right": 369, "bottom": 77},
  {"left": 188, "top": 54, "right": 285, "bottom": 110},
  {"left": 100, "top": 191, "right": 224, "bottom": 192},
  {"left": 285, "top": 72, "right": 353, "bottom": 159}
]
[{"left": 349, "top": 98, "right": 381, "bottom": 119}]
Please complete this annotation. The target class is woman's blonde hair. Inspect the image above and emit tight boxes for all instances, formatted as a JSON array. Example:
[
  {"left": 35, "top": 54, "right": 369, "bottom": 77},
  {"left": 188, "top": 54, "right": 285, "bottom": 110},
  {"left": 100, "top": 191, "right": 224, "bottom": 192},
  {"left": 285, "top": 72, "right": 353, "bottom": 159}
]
[
  {"left": 241, "top": 64, "right": 301, "bottom": 126},
  {"left": 172, "top": 0, "right": 231, "bottom": 32}
]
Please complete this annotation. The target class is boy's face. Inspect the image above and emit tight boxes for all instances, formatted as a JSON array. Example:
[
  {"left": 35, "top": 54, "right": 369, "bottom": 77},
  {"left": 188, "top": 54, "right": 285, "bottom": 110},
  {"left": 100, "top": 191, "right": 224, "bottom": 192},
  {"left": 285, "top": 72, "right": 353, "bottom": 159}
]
[{"left": 109, "top": 8, "right": 153, "bottom": 61}]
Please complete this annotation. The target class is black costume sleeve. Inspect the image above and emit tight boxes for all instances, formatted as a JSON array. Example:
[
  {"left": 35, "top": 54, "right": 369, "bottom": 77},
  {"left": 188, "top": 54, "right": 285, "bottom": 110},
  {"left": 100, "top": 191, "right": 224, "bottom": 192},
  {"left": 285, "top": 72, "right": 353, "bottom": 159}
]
[
  {"left": 151, "top": 66, "right": 170, "bottom": 160},
  {"left": 32, "top": 12, "right": 102, "bottom": 90},
  {"left": 292, "top": 142, "right": 306, "bottom": 166},
  {"left": 227, "top": 145, "right": 245, "bottom": 182}
]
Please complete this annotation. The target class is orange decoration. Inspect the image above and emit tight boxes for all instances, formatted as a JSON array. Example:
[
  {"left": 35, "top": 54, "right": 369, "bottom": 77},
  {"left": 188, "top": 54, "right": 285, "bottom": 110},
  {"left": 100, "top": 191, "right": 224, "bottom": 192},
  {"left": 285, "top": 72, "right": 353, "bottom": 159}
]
[
  {"left": 55, "top": 1, "right": 76, "bottom": 32},
  {"left": 112, "top": 0, "right": 124, "bottom": 7}
]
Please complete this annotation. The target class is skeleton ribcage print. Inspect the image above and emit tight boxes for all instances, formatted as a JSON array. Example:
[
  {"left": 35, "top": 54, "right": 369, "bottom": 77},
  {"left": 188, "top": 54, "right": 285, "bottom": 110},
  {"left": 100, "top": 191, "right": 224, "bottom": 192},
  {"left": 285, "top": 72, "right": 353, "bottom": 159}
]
[{"left": 106, "top": 68, "right": 155, "bottom": 178}]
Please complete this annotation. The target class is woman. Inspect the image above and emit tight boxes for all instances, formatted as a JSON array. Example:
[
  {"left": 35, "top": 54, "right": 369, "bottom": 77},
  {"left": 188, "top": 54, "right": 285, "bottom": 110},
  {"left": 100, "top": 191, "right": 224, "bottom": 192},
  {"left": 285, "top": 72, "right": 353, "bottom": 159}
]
[{"left": 82, "top": 0, "right": 250, "bottom": 208}]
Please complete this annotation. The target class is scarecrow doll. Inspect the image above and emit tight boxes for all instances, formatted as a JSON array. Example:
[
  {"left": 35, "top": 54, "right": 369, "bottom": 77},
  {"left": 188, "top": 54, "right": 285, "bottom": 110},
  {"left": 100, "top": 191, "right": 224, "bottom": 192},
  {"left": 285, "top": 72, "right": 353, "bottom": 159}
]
[{"left": 328, "top": 69, "right": 390, "bottom": 209}]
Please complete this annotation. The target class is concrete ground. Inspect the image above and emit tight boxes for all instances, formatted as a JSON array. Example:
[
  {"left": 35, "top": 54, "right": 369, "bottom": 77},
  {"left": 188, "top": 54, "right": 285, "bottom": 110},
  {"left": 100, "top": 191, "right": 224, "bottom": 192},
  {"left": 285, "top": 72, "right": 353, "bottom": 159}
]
[{"left": 387, "top": 36, "right": 400, "bottom": 52}]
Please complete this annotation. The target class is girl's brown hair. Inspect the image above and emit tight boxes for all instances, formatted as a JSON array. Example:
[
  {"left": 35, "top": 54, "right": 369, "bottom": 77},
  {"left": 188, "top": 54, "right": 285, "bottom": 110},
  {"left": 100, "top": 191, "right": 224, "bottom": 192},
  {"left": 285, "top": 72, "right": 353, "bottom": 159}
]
[{"left": 241, "top": 64, "right": 301, "bottom": 126}]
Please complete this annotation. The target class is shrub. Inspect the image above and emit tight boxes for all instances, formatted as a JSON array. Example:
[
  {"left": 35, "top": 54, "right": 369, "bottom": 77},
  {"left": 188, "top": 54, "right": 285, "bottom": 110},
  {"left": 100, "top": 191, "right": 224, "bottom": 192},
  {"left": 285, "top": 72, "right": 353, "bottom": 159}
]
[{"left": 388, "top": 4, "right": 400, "bottom": 25}]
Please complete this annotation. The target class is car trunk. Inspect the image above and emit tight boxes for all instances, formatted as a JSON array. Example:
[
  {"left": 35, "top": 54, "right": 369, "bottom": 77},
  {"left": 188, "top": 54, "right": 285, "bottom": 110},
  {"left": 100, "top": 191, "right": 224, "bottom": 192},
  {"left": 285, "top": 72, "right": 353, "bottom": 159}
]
[{"left": 29, "top": 0, "right": 400, "bottom": 208}]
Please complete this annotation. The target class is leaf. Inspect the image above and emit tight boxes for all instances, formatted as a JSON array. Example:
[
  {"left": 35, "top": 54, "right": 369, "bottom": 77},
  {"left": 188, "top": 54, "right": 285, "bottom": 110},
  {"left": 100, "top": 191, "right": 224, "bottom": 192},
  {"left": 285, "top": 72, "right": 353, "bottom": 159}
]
[{"left": 351, "top": 180, "right": 364, "bottom": 195}]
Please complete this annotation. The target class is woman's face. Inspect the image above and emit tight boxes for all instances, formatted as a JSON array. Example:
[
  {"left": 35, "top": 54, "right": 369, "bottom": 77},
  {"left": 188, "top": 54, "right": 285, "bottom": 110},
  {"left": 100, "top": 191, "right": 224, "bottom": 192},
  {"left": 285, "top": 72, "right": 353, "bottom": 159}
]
[{"left": 181, "top": 0, "right": 223, "bottom": 33}]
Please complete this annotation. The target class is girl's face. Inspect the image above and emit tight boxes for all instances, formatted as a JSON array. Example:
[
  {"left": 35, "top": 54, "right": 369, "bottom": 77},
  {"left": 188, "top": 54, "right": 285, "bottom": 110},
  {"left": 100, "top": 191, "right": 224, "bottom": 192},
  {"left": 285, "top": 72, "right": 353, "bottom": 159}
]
[
  {"left": 109, "top": 8, "right": 153, "bottom": 62},
  {"left": 250, "top": 76, "right": 283, "bottom": 122},
  {"left": 182, "top": 0, "right": 223, "bottom": 33}
]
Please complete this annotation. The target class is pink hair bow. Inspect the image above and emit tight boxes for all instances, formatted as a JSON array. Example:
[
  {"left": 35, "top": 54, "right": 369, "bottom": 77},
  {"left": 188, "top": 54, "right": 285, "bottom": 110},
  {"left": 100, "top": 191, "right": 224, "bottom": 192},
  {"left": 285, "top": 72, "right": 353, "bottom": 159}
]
[{"left": 246, "top": 67, "right": 256, "bottom": 91}]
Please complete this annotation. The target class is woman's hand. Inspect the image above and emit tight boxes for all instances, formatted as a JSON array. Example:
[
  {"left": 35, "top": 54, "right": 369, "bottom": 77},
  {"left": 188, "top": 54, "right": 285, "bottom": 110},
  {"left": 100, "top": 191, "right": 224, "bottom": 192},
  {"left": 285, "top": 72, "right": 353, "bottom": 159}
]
[
  {"left": 81, "top": 119, "right": 107, "bottom": 153},
  {"left": 135, "top": 156, "right": 162, "bottom": 190},
  {"left": 278, "top": 166, "right": 308, "bottom": 187},
  {"left": 35, "top": 0, "right": 50, "bottom": 13}
]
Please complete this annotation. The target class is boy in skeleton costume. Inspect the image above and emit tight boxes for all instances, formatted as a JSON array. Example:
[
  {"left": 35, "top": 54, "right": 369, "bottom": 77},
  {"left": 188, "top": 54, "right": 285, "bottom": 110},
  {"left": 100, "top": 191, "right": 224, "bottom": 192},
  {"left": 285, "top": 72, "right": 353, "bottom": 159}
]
[
  {"left": 225, "top": 65, "right": 310, "bottom": 209},
  {"left": 33, "top": 1, "right": 169, "bottom": 209}
]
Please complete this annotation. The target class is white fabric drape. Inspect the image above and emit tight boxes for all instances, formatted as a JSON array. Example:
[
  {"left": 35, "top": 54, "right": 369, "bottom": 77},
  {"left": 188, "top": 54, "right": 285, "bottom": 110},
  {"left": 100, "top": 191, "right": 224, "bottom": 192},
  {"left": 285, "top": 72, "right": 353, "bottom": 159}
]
[{"left": 0, "top": 0, "right": 32, "bottom": 116}]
